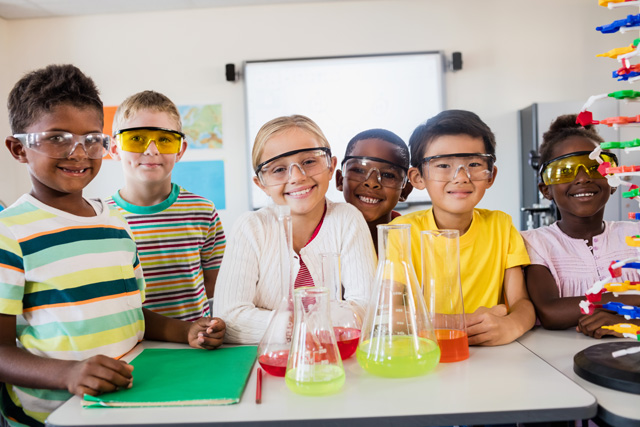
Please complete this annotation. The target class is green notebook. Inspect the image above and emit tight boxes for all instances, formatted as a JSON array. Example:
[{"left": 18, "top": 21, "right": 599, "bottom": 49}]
[{"left": 83, "top": 346, "right": 257, "bottom": 408}]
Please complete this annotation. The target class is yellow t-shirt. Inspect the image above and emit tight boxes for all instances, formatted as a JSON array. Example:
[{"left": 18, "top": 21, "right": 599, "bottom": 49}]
[{"left": 390, "top": 208, "right": 530, "bottom": 313}]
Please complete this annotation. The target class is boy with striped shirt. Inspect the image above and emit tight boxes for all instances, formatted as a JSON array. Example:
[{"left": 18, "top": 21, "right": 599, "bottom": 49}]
[
  {"left": 106, "top": 91, "right": 225, "bottom": 321},
  {"left": 0, "top": 65, "right": 224, "bottom": 427}
]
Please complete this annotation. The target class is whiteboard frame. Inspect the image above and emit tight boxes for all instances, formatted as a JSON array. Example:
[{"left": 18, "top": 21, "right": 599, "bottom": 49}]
[{"left": 243, "top": 51, "right": 446, "bottom": 210}]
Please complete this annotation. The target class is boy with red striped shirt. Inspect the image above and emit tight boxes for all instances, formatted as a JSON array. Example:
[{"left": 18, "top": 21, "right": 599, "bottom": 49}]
[{"left": 107, "top": 91, "right": 226, "bottom": 321}]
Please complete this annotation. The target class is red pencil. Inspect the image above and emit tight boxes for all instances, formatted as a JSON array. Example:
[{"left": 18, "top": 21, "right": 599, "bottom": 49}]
[{"left": 256, "top": 367, "right": 263, "bottom": 404}]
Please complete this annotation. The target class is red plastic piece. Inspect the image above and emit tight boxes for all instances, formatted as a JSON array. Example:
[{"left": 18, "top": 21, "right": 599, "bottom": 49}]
[
  {"left": 577, "top": 111, "right": 599, "bottom": 126},
  {"left": 586, "top": 288, "right": 605, "bottom": 302},
  {"left": 609, "top": 260, "right": 623, "bottom": 278}
]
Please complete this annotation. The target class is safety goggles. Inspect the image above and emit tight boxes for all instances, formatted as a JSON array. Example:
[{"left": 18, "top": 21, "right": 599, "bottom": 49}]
[
  {"left": 255, "top": 147, "right": 332, "bottom": 186},
  {"left": 539, "top": 151, "right": 618, "bottom": 185},
  {"left": 422, "top": 153, "right": 495, "bottom": 182},
  {"left": 114, "top": 127, "right": 184, "bottom": 154},
  {"left": 341, "top": 156, "right": 408, "bottom": 189},
  {"left": 13, "top": 131, "right": 110, "bottom": 159}
]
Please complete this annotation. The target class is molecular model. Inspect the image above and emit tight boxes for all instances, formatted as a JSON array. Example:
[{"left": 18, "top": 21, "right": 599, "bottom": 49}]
[{"left": 577, "top": 2, "right": 640, "bottom": 344}]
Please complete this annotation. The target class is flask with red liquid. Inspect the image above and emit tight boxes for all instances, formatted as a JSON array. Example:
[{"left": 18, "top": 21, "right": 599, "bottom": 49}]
[
  {"left": 257, "top": 205, "right": 295, "bottom": 376},
  {"left": 321, "top": 252, "right": 363, "bottom": 360},
  {"left": 421, "top": 229, "right": 469, "bottom": 363}
]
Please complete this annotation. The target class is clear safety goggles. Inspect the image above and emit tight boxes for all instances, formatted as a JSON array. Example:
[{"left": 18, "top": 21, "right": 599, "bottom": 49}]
[
  {"left": 13, "top": 131, "right": 110, "bottom": 159},
  {"left": 422, "top": 153, "right": 495, "bottom": 182},
  {"left": 114, "top": 126, "right": 184, "bottom": 154},
  {"left": 341, "top": 156, "right": 408, "bottom": 189},
  {"left": 539, "top": 151, "right": 618, "bottom": 185},
  {"left": 255, "top": 147, "right": 332, "bottom": 186}
]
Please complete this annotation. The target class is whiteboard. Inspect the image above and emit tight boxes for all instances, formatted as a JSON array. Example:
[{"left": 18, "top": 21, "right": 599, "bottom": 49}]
[{"left": 244, "top": 52, "right": 445, "bottom": 209}]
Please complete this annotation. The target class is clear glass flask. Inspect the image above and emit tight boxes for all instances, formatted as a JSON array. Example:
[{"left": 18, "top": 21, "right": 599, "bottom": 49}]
[
  {"left": 321, "top": 253, "right": 363, "bottom": 360},
  {"left": 421, "top": 230, "right": 469, "bottom": 363},
  {"left": 285, "top": 286, "right": 345, "bottom": 395},
  {"left": 257, "top": 205, "right": 294, "bottom": 377},
  {"left": 357, "top": 224, "right": 440, "bottom": 377}
]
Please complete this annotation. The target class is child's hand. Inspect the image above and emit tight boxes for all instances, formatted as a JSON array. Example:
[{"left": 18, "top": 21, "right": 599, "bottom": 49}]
[
  {"left": 577, "top": 310, "right": 626, "bottom": 338},
  {"left": 465, "top": 305, "right": 509, "bottom": 346},
  {"left": 188, "top": 317, "right": 226, "bottom": 349},
  {"left": 65, "top": 355, "right": 133, "bottom": 397}
]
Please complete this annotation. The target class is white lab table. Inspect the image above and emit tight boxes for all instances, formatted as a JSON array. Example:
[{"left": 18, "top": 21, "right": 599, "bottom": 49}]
[{"left": 46, "top": 338, "right": 596, "bottom": 427}]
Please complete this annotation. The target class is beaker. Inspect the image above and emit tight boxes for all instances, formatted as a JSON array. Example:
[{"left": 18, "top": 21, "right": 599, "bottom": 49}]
[
  {"left": 285, "top": 286, "right": 345, "bottom": 395},
  {"left": 257, "top": 205, "right": 295, "bottom": 377},
  {"left": 421, "top": 230, "right": 469, "bottom": 363},
  {"left": 357, "top": 224, "right": 440, "bottom": 377},
  {"left": 321, "top": 253, "right": 363, "bottom": 360}
]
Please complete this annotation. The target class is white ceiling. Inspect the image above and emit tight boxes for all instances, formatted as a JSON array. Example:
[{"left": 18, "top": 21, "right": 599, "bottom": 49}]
[{"left": 0, "top": 0, "right": 347, "bottom": 20}]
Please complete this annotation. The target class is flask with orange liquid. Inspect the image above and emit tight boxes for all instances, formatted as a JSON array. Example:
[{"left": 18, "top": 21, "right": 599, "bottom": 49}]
[{"left": 421, "top": 229, "right": 469, "bottom": 363}]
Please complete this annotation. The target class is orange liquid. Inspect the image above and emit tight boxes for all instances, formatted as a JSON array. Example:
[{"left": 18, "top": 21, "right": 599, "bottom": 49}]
[{"left": 435, "top": 329, "right": 469, "bottom": 363}]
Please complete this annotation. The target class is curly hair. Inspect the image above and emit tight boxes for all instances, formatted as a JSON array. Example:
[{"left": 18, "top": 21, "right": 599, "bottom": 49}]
[
  {"left": 538, "top": 114, "right": 604, "bottom": 165},
  {"left": 8, "top": 64, "right": 103, "bottom": 134}
]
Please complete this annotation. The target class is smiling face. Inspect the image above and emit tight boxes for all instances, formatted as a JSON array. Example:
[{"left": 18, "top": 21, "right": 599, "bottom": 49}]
[
  {"left": 337, "top": 138, "right": 409, "bottom": 223},
  {"left": 109, "top": 109, "right": 186, "bottom": 187},
  {"left": 253, "top": 127, "right": 336, "bottom": 218},
  {"left": 409, "top": 134, "right": 496, "bottom": 222},
  {"left": 540, "top": 135, "right": 612, "bottom": 221},
  {"left": 7, "top": 104, "right": 104, "bottom": 206}
]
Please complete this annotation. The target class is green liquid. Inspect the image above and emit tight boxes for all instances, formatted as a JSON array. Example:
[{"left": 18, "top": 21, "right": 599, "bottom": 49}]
[
  {"left": 285, "top": 365, "right": 345, "bottom": 396},
  {"left": 357, "top": 335, "right": 440, "bottom": 377}
]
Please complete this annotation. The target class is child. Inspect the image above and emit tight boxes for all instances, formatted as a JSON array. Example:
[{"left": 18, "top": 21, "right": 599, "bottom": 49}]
[
  {"left": 0, "top": 65, "right": 224, "bottom": 427},
  {"left": 107, "top": 91, "right": 226, "bottom": 321},
  {"left": 521, "top": 114, "right": 640, "bottom": 336},
  {"left": 336, "top": 129, "right": 413, "bottom": 251},
  {"left": 212, "top": 115, "right": 376, "bottom": 344},
  {"left": 391, "top": 110, "right": 535, "bottom": 346}
]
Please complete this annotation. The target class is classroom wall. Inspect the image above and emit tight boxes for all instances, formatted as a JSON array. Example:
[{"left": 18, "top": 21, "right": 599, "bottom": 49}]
[{"left": 0, "top": 0, "right": 617, "bottom": 231}]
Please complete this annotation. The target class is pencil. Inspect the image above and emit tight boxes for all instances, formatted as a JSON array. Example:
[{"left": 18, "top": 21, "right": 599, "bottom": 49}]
[{"left": 256, "top": 367, "right": 263, "bottom": 404}]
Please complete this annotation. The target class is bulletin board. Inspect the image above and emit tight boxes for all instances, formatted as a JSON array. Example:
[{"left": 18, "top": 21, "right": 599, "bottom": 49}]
[{"left": 244, "top": 51, "right": 445, "bottom": 209}]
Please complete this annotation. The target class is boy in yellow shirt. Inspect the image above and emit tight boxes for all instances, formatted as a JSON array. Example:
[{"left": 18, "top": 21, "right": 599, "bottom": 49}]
[{"left": 391, "top": 110, "right": 534, "bottom": 345}]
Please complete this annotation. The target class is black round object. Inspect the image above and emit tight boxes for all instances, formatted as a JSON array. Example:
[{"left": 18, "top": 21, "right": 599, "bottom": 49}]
[{"left": 574, "top": 341, "right": 640, "bottom": 394}]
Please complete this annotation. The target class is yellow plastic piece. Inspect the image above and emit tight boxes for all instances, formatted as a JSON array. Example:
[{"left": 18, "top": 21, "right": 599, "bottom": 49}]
[
  {"left": 599, "top": 0, "right": 626, "bottom": 5},
  {"left": 597, "top": 45, "right": 636, "bottom": 59},
  {"left": 602, "top": 323, "right": 640, "bottom": 334},
  {"left": 604, "top": 281, "right": 640, "bottom": 292},
  {"left": 624, "top": 235, "right": 640, "bottom": 247}
]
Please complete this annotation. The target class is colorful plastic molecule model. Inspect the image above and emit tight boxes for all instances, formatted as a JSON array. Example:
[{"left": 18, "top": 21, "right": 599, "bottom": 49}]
[
  {"left": 602, "top": 301, "right": 640, "bottom": 319},
  {"left": 596, "top": 14, "right": 640, "bottom": 34},
  {"left": 601, "top": 138, "right": 640, "bottom": 149},
  {"left": 601, "top": 323, "right": 640, "bottom": 339},
  {"left": 600, "top": 0, "right": 640, "bottom": 8}
]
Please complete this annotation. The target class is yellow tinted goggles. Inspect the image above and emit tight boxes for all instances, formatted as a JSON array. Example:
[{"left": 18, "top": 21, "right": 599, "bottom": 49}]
[
  {"left": 115, "top": 127, "right": 184, "bottom": 154},
  {"left": 539, "top": 151, "right": 618, "bottom": 185}
]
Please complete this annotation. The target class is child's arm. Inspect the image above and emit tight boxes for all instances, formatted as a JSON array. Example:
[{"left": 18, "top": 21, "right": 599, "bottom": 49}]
[
  {"left": 0, "top": 314, "right": 133, "bottom": 397},
  {"left": 142, "top": 308, "right": 225, "bottom": 349},
  {"left": 466, "top": 266, "right": 535, "bottom": 345},
  {"left": 526, "top": 264, "right": 640, "bottom": 329},
  {"left": 203, "top": 269, "right": 219, "bottom": 299}
]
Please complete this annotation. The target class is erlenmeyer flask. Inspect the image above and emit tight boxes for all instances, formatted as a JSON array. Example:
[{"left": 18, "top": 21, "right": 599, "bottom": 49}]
[
  {"left": 421, "top": 230, "right": 469, "bottom": 363},
  {"left": 257, "top": 205, "right": 294, "bottom": 377},
  {"left": 321, "top": 253, "right": 362, "bottom": 360},
  {"left": 357, "top": 224, "right": 440, "bottom": 377},
  {"left": 285, "top": 286, "right": 345, "bottom": 395}
]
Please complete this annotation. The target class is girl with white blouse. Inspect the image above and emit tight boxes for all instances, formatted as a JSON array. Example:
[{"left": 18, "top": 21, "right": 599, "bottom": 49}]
[{"left": 212, "top": 115, "right": 376, "bottom": 344}]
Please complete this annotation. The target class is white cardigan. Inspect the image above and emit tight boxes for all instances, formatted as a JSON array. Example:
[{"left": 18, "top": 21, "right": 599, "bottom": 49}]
[{"left": 212, "top": 200, "right": 377, "bottom": 344}]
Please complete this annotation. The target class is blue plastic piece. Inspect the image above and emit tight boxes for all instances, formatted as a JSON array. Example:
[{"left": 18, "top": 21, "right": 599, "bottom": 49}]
[
  {"left": 597, "top": 14, "right": 640, "bottom": 34},
  {"left": 602, "top": 302, "right": 640, "bottom": 319},
  {"left": 616, "top": 71, "right": 640, "bottom": 81}
]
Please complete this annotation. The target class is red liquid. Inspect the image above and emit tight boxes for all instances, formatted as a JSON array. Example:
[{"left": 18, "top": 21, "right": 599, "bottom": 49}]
[
  {"left": 334, "top": 327, "right": 361, "bottom": 360},
  {"left": 435, "top": 329, "right": 469, "bottom": 363},
  {"left": 258, "top": 350, "right": 289, "bottom": 377}
]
